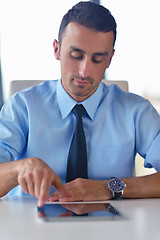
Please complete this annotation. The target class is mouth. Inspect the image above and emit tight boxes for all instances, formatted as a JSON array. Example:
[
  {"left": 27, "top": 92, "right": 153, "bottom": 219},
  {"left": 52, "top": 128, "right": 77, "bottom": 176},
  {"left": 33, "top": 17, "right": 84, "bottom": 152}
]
[{"left": 72, "top": 78, "right": 91, "bottom": 87}]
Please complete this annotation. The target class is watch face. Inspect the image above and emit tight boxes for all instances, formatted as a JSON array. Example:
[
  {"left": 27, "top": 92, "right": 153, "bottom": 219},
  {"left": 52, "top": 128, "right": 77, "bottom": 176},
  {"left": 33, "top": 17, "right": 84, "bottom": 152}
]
[{"left": 108, "top": 178, "right": 125, "bottom": 193}]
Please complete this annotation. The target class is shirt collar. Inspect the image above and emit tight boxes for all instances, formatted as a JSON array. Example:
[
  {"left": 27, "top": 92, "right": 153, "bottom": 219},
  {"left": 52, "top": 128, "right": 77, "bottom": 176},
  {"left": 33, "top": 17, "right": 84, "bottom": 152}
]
[{"left": 57, "top": 79, "right": 104, "bottom": 120}]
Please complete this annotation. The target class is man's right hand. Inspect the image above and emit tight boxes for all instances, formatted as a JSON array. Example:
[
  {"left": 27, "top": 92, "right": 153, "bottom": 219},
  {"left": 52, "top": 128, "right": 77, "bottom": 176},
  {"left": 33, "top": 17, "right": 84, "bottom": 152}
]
[{"left": 17, "top": 157, "right": 68, "bottom": 207}]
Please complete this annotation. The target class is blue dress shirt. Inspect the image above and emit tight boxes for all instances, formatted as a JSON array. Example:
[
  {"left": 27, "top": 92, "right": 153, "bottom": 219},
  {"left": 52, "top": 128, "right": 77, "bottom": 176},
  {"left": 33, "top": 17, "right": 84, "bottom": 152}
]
[{"left": 0, "top": 79, "right": 160, "bottom": 195}]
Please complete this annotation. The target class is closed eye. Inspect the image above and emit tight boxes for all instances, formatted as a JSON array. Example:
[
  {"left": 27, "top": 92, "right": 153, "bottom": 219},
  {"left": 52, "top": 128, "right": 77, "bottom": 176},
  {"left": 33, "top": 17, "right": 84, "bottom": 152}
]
[
  {"left": 92, "top": 53, "right": 108, "bottom": 63},
  {"left": 70, "top": 50, "right": 84, "bottom": 60}
]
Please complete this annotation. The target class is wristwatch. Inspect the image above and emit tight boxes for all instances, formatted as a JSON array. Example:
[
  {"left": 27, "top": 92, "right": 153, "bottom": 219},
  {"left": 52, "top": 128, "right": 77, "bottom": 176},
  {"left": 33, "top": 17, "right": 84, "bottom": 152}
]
[{"left": 108, "top": 177, "right": 126, "bottom": 200}]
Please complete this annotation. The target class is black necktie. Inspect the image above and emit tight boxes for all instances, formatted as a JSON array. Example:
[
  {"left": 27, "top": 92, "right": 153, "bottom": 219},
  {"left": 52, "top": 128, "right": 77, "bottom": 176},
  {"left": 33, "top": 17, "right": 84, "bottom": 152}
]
[{"left": 66, "top": 104, "right": 88, "bottom": 182}]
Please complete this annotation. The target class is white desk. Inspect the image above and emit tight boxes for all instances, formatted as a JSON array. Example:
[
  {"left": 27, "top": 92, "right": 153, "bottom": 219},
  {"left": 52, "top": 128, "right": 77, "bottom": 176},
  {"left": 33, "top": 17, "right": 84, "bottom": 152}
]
[{"left": 0, "top": 196, "right": 160, "bottom": 240}]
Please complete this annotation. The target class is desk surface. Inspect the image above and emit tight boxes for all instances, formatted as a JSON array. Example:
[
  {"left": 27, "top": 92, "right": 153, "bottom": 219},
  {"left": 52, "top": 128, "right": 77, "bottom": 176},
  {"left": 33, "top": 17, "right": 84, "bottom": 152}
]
[{"left": 0, "top": 196, "right": 160, "bottom": 240}]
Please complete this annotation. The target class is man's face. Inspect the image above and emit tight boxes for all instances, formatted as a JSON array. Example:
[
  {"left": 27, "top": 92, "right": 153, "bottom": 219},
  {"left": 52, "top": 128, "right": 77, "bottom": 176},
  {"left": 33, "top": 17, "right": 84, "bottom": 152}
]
[{"left": 53, "top": 22, "right": 115, "bottom": 102}]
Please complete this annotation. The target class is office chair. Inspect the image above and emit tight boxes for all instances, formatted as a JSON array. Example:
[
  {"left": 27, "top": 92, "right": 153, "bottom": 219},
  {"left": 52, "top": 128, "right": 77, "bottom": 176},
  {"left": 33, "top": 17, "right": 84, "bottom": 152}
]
[{"left": 8, "top": 79, "right": 128, "bottom": 97}]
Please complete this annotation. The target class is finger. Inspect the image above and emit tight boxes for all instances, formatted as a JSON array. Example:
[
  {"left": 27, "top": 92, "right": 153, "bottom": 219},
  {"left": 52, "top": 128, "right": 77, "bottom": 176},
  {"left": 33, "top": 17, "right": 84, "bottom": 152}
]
[
  {"left": 58, "top": 182, "right": 86, "bottom": 202},
  {"left": 27, "top": 173, "right": 35, "bottom": 196},
  {"left": 18, "top": 175, "right": 30, "bottom": 194},
  {"left": 59, "top": 196, "right": 77, "bottom": 202},
  {"left": 53, "top": 176, "right": 71, "bottom": 198},
  {"left": 58, "top": 189, "right": 81, "bottom": 202},
  {"left": 34, "top": 171, "right": 43, "bottom": 198},
  {"left": 48, "top": 177, "right": 72, "bottom": 202},
  {"left": 48, "top": 192, "right": 60, "bottom": 202},
  {"left": 38, "top": 177, "right": 51, "bottom": 207}
]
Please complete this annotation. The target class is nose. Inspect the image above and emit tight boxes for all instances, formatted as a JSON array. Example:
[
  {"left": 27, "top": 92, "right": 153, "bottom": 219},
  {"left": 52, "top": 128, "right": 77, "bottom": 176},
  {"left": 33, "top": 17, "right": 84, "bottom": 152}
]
[{"left": 79, "top": 57, "right": 92, "bottom": 78}]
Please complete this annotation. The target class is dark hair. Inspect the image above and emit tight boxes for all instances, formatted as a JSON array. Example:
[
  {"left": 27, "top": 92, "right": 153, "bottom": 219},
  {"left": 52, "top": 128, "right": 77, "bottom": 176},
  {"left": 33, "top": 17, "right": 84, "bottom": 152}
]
[{"left": 58, "top": 1, "right": 117, "bottom": 47}]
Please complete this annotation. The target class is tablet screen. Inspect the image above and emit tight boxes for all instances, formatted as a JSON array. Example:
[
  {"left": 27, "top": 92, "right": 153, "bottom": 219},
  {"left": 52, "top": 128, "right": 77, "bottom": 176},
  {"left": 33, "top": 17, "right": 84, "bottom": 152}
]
[{"left": 37, "top": 201, "right": 122, "bottom": 221}]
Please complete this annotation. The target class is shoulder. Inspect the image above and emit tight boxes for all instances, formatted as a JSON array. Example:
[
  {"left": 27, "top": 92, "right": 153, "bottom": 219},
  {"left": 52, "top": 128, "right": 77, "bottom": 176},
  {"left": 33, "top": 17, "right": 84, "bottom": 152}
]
[
  {"left": 17, "top": 80, "right": 58, "bottom": 97},
  {"left": 102, "top": 82, "right": 150, "bottom": 107},
  {"left": 1, "top": 80, "right": 59, "bottom": 115},
  {"left": 9, "top": 80, "right": 58, "bottom": 103},
  {"left": 101, "top": 82, "right": 159, "bottom": 119}
]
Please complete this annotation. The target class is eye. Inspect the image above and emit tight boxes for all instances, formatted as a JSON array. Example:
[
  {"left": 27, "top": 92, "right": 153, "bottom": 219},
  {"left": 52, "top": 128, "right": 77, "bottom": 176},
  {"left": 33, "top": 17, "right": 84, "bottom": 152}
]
[
  {"left": 92, "top": 54, "right": 106, "bottom": 63},
  {"left": 70, "top": 51, "right": 83, "bottom": 60}
]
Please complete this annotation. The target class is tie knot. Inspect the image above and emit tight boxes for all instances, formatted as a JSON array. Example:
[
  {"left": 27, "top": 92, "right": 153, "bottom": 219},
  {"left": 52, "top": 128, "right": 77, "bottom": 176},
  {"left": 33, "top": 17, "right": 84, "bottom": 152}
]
[{"left": 73, "top": 104, "right": 85, "bottom": 119}]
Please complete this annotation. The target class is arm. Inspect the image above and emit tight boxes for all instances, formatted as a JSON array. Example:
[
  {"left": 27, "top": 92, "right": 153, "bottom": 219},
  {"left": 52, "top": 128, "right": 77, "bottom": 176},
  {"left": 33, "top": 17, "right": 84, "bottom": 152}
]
[
  {"left": 122, "top": 172, "right": 160, "bottom": 199},
  {"left": 0, "top": 157, "right": 69, "bottom": 207},
  {"left": 49, "top": 172, "right": 160, "bottom": 202},
  {"left": 0, "top": 161, "right": 20, "bottom": 197}
]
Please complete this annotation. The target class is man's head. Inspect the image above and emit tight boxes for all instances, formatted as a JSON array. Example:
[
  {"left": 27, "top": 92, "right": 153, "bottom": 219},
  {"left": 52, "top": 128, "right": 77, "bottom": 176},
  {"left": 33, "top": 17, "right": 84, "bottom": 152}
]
[
  {"left": 58, "top": 1, "right": 117, "bottom": 48},
  {"left": 53, "top": 1, "right": 117, "bottom": 102}
]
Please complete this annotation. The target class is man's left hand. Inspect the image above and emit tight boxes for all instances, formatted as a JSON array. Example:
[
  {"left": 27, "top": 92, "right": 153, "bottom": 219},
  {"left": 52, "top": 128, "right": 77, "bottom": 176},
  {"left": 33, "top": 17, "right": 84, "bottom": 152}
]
[{"left": 49, "top": 178, "right": 112, "bottom": 202}]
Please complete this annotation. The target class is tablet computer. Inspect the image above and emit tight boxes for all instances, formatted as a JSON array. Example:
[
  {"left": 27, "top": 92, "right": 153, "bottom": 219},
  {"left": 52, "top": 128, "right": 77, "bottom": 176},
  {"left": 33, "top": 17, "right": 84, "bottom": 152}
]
[{"left": 37, "top": 201, "right": 123, "bottom": 222}]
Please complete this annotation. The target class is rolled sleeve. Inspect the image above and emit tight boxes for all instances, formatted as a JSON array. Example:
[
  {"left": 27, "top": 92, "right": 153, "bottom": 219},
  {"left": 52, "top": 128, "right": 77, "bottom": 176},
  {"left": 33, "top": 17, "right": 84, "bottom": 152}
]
[
  {"left": 0, "top": 95, "right": 28, "bottom": 162},
  {"left": 145, "top": 132, "right": 160, "bottom": 171},
  {"left": 135, "top": 99, "right": 160, "bottom": 171}
]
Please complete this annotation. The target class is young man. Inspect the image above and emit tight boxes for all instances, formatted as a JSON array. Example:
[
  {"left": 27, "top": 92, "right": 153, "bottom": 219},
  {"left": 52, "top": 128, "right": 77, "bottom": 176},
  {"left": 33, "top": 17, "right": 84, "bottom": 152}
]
[{"left": 0, "top": 1, "right": 160, "bottom": 207}]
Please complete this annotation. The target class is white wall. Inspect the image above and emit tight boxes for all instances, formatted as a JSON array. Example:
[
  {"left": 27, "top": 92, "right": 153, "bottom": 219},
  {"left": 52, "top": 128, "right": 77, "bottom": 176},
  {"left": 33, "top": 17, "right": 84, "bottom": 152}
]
[
  {"left": 102, "top": 0, "right": 160, "bottom": 97},
  {"left": 1, "top": 0, "right": 160, "bottom": 99},
  {"left": 0, "top": 0, "right": 79, "bottom": 99}
]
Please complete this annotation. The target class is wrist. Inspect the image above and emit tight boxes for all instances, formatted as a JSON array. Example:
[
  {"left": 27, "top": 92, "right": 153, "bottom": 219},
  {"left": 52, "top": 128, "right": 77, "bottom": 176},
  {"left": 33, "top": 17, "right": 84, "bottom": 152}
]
[{"left": 105, "top": 180, "right": 113, "bottom": 199}]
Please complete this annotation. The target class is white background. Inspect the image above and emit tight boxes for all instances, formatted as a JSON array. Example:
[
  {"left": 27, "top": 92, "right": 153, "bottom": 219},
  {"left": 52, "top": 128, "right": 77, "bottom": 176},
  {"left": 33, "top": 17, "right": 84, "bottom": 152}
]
[{"left": 1, "top": 0, "right": 160, "bottom": 100}]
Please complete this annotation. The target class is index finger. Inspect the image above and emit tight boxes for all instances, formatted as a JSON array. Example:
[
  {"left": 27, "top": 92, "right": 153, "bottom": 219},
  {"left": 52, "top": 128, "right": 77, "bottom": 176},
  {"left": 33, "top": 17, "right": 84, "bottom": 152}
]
[
  {"left": 38, "top": 176, "right": 51, "bottom": 207},
  {"left": 38, "top": 174, "right": 70, "bottom": 207}
]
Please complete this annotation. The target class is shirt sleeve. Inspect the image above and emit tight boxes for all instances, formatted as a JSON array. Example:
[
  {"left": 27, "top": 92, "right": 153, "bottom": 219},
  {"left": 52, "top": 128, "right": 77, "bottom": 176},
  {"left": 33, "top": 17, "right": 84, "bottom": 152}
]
[
  {"left": 135, "top": 99, "right": 160, "bottom": 171},
  {"left": 0, "top": 94, "right": 28, "bottom": 162}
]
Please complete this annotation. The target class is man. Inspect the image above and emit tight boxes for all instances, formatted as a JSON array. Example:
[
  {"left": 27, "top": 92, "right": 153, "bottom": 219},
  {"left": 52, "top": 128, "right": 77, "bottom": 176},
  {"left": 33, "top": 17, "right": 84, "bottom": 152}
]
[{"left": 0, "top": 1, "right": 160, "bottom": 208}]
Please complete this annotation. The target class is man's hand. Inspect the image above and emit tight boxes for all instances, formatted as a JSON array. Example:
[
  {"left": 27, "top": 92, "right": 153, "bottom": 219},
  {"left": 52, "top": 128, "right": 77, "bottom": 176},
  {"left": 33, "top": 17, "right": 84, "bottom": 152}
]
[
  {"left": 49, "top": 178, "right": 112, "bottom": 202},
  {"left": 17, "top": 157, "right": 68, "bottom": 207}
]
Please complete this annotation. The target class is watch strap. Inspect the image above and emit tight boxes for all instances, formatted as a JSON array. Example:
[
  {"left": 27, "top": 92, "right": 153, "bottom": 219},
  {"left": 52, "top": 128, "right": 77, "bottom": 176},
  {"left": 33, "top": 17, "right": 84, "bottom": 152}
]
[{"left": 111, "top": 191, "right": 123, "bottom": 200}]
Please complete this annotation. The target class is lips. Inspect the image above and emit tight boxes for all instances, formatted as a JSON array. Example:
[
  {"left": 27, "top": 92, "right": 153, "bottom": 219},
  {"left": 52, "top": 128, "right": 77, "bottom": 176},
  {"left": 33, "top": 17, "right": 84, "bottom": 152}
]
[{"left": 73, "top": 78, "right": 90, "bottom": 86}]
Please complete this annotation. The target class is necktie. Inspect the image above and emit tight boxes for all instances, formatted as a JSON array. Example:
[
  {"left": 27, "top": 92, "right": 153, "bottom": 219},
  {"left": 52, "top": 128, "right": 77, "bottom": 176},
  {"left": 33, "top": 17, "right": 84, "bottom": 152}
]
[{"left": 66, "top": 104, "right": 88, "bottom": 182}]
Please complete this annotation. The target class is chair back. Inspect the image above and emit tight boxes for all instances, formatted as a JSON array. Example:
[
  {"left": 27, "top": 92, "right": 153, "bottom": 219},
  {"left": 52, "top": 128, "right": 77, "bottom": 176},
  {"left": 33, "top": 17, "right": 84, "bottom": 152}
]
[
  {"left": 103, "top": 80, "right": 128, "bottom": 92},
  {"left": 9, "top": 80, "right": 45, "bottom": 97},
  {"left": 8, "top": 79, "right": 128, "bottom": 97}
]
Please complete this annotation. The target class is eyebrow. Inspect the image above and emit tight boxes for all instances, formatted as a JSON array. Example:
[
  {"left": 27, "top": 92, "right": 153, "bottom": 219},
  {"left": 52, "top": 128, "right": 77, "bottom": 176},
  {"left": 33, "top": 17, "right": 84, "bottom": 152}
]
[
  {"left": 93, "top": 52, "right": 108, "bottom": 57},
  {"left": 70, "top": 46, "right": 85, "bottom": 54},
  {"left": 70, "top": 46, "right": 108, "bottom": 56}
]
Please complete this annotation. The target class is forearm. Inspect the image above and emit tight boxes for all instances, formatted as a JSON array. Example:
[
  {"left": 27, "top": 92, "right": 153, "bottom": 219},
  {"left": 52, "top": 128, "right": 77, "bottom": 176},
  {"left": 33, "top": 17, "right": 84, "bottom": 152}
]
[
  {"left": 49, "top": 172, "right": 160, "bottom": 202},
  {"left": 121, "top": 172, "right": 160, "bottom": 199},
  {"left": 0, "top": 161, "right": 20, "bottom": 197}
]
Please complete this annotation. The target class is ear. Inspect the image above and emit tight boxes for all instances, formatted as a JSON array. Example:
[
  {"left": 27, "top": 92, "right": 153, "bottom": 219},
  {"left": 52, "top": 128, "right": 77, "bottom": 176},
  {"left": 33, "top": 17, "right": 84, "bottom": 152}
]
[
  {"left": 107, "top": 49, "right": 115, "bottom": 68},
  {"left": 53, "top": 39, "right": 60, "bottom": 60}
]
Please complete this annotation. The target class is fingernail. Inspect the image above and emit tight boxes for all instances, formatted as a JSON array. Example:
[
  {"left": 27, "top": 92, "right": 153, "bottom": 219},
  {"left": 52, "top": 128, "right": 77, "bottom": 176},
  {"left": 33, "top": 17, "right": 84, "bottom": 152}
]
[
  {"left": 38, "top": 200, "right": 44, "bottom": 207},
  {"left": 48, "top": 197, "right": 53, "bottom": 202},
  {"left": 59, "top": 198, "right": 67, "bottom": 202}
]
